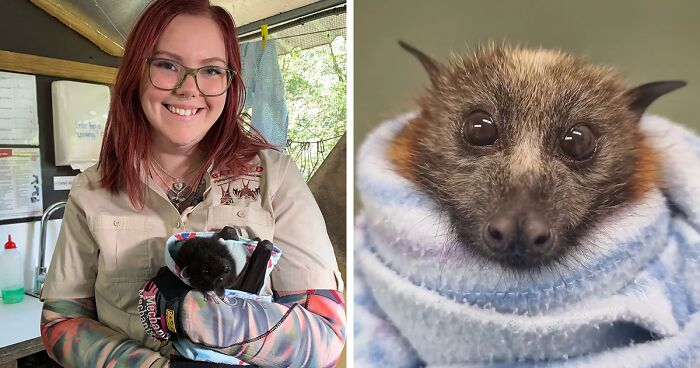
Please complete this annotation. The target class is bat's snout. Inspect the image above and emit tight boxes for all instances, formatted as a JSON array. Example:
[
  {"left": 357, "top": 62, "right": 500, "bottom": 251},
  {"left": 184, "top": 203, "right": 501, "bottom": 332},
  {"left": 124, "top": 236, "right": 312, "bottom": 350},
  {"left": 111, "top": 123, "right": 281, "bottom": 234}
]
[{"left": 481, "top": 206, "right": 555, "bottom": 268}]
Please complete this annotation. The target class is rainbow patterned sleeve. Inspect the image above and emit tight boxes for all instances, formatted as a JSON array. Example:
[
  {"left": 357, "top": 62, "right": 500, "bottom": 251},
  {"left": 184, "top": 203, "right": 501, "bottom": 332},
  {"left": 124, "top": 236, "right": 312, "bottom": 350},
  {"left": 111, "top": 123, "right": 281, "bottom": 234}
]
[
  {"left": 180, "top": 289, "right": 346, "bottom": 367},
  {"left": 41, "top": 298, "right": 170, "bottom": 368}
]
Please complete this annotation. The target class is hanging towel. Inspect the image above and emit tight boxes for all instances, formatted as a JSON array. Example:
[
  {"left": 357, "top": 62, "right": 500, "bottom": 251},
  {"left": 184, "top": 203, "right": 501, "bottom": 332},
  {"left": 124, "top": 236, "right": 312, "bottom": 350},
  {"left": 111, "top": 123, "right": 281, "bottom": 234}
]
[
  {"left": 240, "top": 40, "right": 289, "bottom": 148},
  {"left": 355, "top": 112, "right": 700, "bottom": 367}
]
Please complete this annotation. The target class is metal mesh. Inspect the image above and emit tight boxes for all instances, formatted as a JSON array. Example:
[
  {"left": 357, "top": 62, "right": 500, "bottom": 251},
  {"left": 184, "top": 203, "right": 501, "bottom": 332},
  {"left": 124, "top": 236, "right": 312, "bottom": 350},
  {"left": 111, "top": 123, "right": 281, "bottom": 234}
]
[{"left": 264, "top": 8, "right": 346, "bottom": 55}]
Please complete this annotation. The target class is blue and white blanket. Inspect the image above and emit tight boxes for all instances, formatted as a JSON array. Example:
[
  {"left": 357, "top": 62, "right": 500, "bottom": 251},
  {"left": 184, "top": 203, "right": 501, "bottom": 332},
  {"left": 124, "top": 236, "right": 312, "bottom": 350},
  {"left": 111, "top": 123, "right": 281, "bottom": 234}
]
[{"left": 355, "top": 113, "right": 700, "bottom": 367}]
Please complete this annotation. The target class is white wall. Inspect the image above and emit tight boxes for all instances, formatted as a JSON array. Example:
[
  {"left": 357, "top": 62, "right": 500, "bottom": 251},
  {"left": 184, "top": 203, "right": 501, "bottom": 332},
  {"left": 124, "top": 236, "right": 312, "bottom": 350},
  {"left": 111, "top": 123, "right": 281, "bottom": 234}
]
[{"left": 0, "top": 219, "right": 62, "bottom": 300}]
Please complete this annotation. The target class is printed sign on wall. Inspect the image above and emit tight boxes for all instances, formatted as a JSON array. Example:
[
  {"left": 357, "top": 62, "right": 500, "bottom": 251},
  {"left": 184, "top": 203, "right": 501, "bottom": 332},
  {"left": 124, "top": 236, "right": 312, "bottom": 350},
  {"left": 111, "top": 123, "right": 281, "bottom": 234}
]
[{"left": 0, "top": 148, "right": 43, "bottom": 220}]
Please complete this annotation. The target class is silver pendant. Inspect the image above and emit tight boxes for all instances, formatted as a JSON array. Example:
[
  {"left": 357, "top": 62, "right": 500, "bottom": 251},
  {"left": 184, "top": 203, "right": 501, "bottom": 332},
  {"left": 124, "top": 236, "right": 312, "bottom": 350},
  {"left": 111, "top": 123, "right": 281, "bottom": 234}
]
[
  {"left": 172, "top": 180, "right": 186, "bottom": 193},
  {"left": 167, "top": 180, "right": 191, "bottom": 208}
]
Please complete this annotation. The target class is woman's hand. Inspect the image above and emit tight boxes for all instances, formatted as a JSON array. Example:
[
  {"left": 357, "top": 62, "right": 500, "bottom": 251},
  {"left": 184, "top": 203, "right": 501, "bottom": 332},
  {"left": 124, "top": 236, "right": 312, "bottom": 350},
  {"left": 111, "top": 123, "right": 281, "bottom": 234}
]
[{"left": 138, "top": 266, "right": 192, "bottom": 341}]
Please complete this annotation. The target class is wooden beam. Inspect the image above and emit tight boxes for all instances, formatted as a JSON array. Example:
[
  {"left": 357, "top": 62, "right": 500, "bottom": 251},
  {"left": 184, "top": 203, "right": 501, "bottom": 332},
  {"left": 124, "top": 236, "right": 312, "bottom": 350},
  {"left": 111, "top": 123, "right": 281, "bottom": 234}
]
[
  {"left": 0, "top": 50, "right": 117, "bottom": 85},
  {"left": 29, "top": 0, "right": 124, "bottom": 57}
]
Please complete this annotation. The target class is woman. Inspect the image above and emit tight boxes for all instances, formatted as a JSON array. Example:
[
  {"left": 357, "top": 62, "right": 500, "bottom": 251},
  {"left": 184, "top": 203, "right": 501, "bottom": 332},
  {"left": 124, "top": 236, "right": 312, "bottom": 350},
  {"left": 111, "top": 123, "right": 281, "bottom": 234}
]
[{"left": 39, "top": 0, "right": 345, "bottom": 367}]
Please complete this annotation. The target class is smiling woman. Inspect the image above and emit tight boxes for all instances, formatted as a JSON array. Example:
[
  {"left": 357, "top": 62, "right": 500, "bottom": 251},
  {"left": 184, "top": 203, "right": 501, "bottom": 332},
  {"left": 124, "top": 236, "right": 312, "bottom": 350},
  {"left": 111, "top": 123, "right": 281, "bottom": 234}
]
[
  {"left": 139, "top": 14, "right": 228, "bottom": 155},
  {"left": 39, "top": 0, "right": 345, "bottom": 367}
]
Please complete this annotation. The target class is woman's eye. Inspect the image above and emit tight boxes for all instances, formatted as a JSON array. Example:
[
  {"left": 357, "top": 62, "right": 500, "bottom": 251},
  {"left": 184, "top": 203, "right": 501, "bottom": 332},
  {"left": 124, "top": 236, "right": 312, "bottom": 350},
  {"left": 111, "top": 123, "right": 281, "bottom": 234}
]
[
  {"left": 155, "top": 60, "right": 178, "bottom": 71},
  {"left": 561, "top": 124, "right": 597, "bottom": 161},
  {"left": 462, "top": 110, "right": 497, "bottom": 146},
  {"left": 208, "top": 67, "right": 223, "bottom": 75}
]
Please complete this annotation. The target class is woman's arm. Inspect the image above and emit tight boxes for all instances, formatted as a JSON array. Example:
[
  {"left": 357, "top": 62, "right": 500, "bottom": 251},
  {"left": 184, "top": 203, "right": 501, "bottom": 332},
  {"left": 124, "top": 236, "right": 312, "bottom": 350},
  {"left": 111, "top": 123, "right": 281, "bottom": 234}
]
[
  {"left": 179, "top": 288, "right": 345, "bottom": 367},
  {"left": 41, "top": 173, "right": 170, "bottom": 368},
  {"left": 41, "top": 297, "right": 170, "bottom": 368}
]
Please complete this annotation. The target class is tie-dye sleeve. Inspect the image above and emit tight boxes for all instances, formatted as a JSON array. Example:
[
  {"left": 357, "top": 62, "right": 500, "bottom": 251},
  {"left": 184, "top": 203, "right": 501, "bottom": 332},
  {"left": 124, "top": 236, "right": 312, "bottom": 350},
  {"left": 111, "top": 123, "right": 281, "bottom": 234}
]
[
  {"left": 41, "top": 297, "right": 170, "bottom": 368},
  {"left": 179, "top": 289, "right": 346, "bottom": 367}
]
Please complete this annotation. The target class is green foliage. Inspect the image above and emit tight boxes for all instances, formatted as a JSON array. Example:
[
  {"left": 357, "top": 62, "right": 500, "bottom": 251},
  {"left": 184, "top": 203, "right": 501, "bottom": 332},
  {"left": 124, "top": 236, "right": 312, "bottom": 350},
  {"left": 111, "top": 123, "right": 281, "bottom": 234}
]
[{"left": 279, "top": 36, "right": 347, "bottom": 180}]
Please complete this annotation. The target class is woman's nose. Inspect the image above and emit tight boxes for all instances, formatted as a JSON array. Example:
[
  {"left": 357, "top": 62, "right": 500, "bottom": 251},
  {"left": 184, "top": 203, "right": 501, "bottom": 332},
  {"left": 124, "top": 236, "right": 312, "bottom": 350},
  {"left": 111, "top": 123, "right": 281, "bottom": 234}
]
[{"left": 175, "top": 74, "right": 198, "bottom": 98}]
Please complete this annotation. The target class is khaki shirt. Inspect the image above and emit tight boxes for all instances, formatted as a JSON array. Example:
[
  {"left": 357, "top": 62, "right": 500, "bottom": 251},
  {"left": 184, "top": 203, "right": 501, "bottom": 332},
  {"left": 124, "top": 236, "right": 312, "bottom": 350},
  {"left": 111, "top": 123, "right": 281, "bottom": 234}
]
[{"left": 42, "top": 149, "right": 343, "bottom": 351}]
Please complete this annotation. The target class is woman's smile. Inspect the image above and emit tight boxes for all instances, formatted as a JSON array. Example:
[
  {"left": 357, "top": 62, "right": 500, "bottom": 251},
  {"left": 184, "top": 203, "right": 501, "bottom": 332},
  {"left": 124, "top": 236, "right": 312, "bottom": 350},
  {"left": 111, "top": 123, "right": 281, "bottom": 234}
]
[{"left": 162, "top": 103, "right": 206, "bottom": 119}]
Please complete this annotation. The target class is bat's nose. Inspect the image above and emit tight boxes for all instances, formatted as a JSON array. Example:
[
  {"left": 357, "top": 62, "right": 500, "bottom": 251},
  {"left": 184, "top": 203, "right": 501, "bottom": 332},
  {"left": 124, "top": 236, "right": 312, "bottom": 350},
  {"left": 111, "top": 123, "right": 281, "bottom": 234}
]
[{"left": 482, "top": 210, "right": 554, "bottom": 265}]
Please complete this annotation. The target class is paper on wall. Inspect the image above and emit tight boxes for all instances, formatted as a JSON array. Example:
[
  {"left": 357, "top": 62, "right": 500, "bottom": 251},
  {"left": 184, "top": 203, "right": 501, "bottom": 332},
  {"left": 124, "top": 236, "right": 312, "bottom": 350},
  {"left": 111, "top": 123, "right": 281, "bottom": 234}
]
[
  {"left": 0, "top": 148, "right": 43, "bottom": 221},
  {"left": 0, "top": 71, "right": 39, "bottom": 146}
]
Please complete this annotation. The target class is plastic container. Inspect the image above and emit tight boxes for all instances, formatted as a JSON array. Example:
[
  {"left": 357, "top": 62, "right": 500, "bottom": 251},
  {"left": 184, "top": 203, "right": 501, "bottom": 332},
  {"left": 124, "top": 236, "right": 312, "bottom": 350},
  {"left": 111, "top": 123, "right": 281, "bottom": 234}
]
[{"left": 0, "top": 234, "right": 25, "bottom": 304}]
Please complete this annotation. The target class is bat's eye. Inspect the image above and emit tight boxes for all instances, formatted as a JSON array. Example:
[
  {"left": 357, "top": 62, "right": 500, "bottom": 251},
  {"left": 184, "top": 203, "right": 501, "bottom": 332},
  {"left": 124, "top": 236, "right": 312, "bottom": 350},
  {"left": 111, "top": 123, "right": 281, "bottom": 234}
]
[
  {"left": 561, "top": 124, "right": 597, "bottom": 161},
  {"left": 463, "top": 110, "right": 497, "bottom": 146},
  {"left": 201, "top": 267, "right": 209, "bottom": 274},
  {"left": 224, "top": 265, "right": 231, "bottom": 273}
]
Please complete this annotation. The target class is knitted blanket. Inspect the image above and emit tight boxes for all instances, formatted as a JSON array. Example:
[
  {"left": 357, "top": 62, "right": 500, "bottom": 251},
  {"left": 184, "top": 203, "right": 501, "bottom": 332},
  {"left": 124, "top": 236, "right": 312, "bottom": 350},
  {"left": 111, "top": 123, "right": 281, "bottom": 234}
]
[{"left": 354, "top": 113, "right": 700, "bottom": 367}]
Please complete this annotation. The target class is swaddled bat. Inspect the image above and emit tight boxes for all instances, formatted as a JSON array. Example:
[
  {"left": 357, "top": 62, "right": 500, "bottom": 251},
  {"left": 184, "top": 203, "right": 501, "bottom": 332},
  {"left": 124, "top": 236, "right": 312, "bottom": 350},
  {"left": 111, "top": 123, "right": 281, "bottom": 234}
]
[
  {"left": 390, "top": 41, "right": 685, "bottom": 269},
  {"left": 174, "top": 226, "right": 273, "bottom": 296}
]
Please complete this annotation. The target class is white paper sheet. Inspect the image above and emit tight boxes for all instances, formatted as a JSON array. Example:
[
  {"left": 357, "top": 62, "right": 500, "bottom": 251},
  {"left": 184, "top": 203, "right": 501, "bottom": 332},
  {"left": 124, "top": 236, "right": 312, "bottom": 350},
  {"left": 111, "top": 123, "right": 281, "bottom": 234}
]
[
  {"left": 0, "top": 71, "right": 39, "bottom": 146},
  {"left": 0, "top": 148, "right": 43, "bottom": 220}
]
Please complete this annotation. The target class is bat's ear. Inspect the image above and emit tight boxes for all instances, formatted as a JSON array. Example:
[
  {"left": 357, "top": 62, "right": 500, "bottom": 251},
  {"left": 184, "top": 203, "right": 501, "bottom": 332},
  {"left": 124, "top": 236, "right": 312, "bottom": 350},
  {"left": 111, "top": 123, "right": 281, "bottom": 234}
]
[
  {"left": 399, "top": 40, "right": 443, "bottom": 86},
  {"left": 626, "top": 81, "right": 686, "bottom": 116},
  {"left": 217, "top": 226, "right": 239, "bottom": 241}
]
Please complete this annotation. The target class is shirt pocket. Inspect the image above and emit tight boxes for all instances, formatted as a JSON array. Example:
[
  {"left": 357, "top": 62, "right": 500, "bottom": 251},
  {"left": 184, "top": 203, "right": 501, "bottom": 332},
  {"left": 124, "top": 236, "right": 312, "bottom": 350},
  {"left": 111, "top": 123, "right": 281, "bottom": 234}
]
[
  {"left": 206, "top": 205, "right": 274, "bottom": 241},
  {"left": 91, "top": 214, "right": 154, "bottom": 283}
]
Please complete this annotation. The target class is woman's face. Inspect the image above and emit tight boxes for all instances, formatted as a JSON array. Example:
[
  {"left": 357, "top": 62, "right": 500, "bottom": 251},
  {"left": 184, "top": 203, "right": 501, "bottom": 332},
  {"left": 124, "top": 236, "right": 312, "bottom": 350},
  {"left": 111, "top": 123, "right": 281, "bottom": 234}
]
[{"left": 140, "top": 14, "right": 228, "bottom": 151}]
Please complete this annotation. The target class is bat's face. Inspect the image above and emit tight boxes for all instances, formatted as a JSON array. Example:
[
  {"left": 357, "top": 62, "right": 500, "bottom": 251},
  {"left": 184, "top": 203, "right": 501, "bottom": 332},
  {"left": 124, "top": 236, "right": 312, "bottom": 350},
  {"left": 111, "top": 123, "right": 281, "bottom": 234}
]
[
  {"left": 397, "top": 44, "right": 681, "bottom": 269},
  {"left": 179, "top": 238, "right": 237, "bottom": 295}
]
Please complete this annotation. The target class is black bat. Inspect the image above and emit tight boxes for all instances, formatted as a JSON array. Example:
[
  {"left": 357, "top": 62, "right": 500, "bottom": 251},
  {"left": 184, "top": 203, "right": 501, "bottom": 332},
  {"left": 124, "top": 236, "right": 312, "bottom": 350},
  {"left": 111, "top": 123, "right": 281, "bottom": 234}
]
[{"left": 174, "top": 226, "right": 273, "bottom": 296}]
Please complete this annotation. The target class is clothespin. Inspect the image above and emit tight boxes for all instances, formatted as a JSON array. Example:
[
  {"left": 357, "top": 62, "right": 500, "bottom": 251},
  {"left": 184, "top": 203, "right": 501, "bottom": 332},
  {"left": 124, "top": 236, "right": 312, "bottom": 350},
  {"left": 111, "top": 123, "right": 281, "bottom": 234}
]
[{"left": 261, "top": 24, "right": 269, "bottom": 48}]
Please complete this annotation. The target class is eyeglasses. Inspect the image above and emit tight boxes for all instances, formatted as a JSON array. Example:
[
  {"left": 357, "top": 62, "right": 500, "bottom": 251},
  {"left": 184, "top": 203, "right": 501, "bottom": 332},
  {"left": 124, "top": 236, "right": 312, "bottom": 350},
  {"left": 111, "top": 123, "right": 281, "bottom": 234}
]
[{"left": 145, "top": 57, "right": 235, "bottom": 97}]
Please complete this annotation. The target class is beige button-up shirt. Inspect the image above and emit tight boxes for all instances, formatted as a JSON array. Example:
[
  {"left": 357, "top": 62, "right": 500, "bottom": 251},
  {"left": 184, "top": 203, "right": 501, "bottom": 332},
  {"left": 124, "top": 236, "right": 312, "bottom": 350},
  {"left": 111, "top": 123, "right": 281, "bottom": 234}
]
[{"left": 42, "top": 149, "right": 343, "bottom": 350}]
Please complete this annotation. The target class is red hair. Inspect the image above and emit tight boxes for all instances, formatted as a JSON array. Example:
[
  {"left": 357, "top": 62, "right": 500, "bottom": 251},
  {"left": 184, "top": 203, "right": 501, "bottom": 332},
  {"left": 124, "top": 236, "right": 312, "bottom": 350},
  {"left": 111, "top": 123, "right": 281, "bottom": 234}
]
[{"left": 99, "top": 0, "right": 273, "bottom": 208}]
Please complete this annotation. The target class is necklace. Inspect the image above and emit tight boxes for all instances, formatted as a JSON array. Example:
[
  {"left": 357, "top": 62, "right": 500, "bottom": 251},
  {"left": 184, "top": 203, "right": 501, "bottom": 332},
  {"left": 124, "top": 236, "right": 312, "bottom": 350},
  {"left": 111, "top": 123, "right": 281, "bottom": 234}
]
[{"left": 151, "top": 157, "right": 205, "bottom": 207}]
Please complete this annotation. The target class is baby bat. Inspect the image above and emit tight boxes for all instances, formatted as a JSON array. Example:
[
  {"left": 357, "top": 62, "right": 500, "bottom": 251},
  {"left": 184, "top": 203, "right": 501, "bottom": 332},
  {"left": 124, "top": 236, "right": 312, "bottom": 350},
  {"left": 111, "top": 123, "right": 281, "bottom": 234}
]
[
  {"left": 174, "top": 226, "right": 273, "bottom": 296},
  {"left": 390, "top": 41, "right": 685, "bottom": 269}
]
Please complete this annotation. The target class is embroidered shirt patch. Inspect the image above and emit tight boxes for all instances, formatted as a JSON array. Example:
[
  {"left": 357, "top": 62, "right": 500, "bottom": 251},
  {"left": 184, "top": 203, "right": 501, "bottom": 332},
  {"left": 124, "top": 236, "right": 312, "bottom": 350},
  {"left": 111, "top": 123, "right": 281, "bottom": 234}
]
[{"left": 213, "top": 166, "right": 263, "bottom": 205}]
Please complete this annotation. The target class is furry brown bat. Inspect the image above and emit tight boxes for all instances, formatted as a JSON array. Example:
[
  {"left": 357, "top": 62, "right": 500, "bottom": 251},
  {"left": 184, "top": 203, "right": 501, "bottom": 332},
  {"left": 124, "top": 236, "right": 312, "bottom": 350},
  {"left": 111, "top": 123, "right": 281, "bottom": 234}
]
[
  {"left": 390, "top": 41, "right": 685, "bottom": 269},
  {"left": 174, "top": 226, "right": 273, "bottom": 296}
]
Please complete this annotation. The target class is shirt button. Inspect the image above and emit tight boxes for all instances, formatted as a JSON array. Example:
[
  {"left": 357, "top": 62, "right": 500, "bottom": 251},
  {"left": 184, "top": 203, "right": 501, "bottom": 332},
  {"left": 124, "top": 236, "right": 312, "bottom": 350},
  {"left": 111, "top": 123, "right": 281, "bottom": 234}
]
[
  {"left": 237, "top": 209, "right": 247, "bottom": 218},
  {"left": 176, "top": 221, "right": 183, "bottom": 228},
  {"left": 113, "top": 219, "right": 121, "bottom": 227}
]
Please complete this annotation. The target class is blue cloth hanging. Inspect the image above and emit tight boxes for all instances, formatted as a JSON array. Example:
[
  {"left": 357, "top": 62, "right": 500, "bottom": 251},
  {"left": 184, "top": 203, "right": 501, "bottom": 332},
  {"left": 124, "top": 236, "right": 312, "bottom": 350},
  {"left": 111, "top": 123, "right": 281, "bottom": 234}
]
[{"left": 240, "top": 40, "right": 289, "bottom": 148}]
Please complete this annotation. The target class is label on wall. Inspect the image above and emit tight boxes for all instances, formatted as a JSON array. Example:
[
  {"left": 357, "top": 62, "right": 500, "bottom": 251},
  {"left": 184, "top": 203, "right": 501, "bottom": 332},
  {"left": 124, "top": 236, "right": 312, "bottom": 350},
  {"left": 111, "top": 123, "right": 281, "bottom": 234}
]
[
  {"left": 53, "top": 176, "right": 75, "bottom": 191},
  {"left": 0, "top": 148, "right": 43, "bottom": 220}
]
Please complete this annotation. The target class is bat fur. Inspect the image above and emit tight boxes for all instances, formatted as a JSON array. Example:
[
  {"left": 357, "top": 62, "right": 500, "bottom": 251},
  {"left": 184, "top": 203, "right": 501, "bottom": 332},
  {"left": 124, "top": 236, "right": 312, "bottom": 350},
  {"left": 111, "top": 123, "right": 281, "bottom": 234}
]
[{"left": 389, "top": 41, "right": 685, "bottom": 269}]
